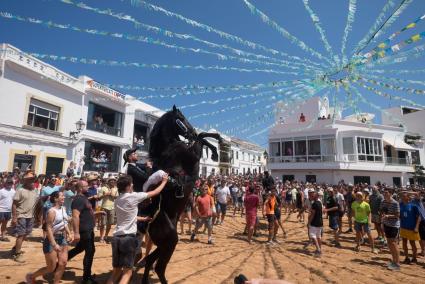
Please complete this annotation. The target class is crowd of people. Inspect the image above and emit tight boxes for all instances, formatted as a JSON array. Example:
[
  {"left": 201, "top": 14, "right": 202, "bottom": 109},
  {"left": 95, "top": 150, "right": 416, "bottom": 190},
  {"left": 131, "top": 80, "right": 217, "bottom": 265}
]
[{"left": 1, "top": 164, "right": 425, "bottom": 283}]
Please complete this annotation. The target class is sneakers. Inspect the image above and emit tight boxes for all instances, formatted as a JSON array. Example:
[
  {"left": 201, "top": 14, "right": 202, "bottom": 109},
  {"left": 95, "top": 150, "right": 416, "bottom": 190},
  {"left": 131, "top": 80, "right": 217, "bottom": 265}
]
[
  {"left": 403, "top": 257, "right": 411, "bottom": 264},
  {"left": 25, "top": 273, "right": 34, "bottom": 284},
  {"left": 387, "top": 263, "right": 400, "bottom": 271},
  {"left": 272, "top": 238, "right": 281, "bottom": 244},
  {"left": 190, "top": 233, "right": 195, "bottom": 242},
  {"left": 372, "top": 248, "right": 379, "bottom": 254},
  {"left": 13, "top": 252, "right": 25, "bottom": 263},
  {"left": 335, "top": 241, "right": 342, "bottom": 248},
  {"left": 207, "top": 238, "right": 213, "bottom": 245},
  {"left": 345, "top": 229, "right": 353, "bottom": 233},
  {"left": 314, "top": 250, "right": 322, "bottom": 257},
  {"left": 266, "top": 240, "right": 274, "bottom": 245},
  {"left": 0, "top": 236, "right": 10, "bottom": 242}
]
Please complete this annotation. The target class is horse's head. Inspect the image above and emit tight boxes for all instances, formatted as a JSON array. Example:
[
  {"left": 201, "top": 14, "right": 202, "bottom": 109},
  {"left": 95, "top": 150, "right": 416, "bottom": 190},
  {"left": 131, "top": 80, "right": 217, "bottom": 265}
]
[{"left": 171, "top": 105, "right": 197, "bottom": 141}]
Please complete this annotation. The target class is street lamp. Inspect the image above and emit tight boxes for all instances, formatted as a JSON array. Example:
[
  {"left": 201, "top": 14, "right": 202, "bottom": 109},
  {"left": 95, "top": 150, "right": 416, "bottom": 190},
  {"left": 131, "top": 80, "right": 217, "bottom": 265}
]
[{"left": 70, "top": 118, "right": 86, "bottom": 139}]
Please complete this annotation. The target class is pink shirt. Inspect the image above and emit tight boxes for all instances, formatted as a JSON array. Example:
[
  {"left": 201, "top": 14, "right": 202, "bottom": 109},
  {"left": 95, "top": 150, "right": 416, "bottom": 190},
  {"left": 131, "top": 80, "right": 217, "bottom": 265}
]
[{"left": 244, "top": 193, "right": 259, "bottom": 216}]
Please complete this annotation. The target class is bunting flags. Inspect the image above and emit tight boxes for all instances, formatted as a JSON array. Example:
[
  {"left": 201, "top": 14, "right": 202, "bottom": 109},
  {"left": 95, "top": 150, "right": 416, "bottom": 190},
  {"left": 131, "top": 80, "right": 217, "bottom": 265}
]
[
  {"left": 341, "top": 0, "right": 357, "bottom": 65},
  {"left": 242, "top": 0, "right": 333, "bottom": 65}
]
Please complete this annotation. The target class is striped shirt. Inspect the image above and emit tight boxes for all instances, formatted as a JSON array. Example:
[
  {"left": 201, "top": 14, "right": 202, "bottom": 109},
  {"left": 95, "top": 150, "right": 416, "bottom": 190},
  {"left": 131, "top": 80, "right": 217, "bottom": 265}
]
[{"left": 380, "top": 198, "right": 400, "bottom": 228}]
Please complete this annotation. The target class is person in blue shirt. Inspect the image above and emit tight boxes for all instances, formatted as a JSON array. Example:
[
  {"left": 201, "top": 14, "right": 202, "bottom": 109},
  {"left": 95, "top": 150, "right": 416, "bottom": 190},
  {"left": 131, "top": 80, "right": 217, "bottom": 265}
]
[
  {"left": 85, "top": 176, "right": 99, "bottom": 211},
  {"left": 399, "top": 192, "right": 421, "bottom": 264},
  {"left": 41, "top": 176, "right": 61, "bottom": 209},
  {"left": 411, "top": 192, "right": 425, "bottom": 257}
]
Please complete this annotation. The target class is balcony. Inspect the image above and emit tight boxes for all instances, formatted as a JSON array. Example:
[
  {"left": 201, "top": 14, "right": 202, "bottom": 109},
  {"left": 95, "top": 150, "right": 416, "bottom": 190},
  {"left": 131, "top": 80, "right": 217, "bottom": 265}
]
[
  {"left": 385, "top": 157, "right": 411, "bottom": 166},
  {"left": 84, "top": 161, "right": 118, "bottom": 172},
  {"left": 269, "top": 154, "right": 412, "bottom": 166},
  {"left": 87, "top": 122, "right": 122, "bottom": 137}
]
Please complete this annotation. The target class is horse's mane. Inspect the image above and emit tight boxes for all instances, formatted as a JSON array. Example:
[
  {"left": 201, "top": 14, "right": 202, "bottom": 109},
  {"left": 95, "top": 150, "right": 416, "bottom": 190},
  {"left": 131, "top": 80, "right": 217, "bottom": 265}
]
[{"left": 149, "top": 111, "right": 176, "bottom": 160}]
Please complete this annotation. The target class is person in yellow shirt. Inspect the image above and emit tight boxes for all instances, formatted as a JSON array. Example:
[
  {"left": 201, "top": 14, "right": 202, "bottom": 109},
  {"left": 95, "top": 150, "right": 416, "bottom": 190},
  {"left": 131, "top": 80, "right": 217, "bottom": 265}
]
[{"left": 98, "top": 177, "right": 118, "bottom": 243}]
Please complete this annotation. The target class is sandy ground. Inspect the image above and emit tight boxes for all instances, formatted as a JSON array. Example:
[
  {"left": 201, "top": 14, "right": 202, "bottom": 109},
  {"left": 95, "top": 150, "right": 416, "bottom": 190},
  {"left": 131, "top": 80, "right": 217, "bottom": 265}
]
[{"left": 0, "top": 210, "right": 424, "bottom": 284}]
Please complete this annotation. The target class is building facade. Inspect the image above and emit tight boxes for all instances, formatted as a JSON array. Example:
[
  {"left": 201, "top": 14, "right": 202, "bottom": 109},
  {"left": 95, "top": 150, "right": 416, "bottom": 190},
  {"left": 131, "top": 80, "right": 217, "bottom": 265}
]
[
  {"left": 0, "top": 43, "right": 265, "bottom": 176},
  {"left": 268, "top": 97, "right": 419, "bottom": 186},
  {"left": 0, "top": 44, "right": 162, "bottom": 176}
]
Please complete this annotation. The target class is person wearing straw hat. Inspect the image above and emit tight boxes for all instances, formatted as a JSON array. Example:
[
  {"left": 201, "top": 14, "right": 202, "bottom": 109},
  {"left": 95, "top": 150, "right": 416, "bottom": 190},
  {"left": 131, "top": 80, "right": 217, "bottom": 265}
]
[{"left": 11, "top": 171, "right": 38, "bottom": 263}]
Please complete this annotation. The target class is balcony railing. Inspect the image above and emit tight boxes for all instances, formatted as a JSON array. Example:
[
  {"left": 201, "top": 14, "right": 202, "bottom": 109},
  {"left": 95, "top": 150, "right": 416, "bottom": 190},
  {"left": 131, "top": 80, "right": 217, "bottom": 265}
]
[
  {"left": 269, "top": 154, "right": 412, "bottom": 166},
  {"left": 84, "top": 161, "right": 118, "bottom": 172},
  {"left": 87, "top": 122, "right": 122, "bottom": 137},
  {"left": 385, "top": 157, "right": 411, "bottom": 166}
]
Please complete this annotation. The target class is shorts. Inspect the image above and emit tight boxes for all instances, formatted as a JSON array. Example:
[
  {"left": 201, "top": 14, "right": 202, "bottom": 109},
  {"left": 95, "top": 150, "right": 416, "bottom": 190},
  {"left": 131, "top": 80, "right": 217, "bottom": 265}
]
[
  {"left": 0, "top": 212, "right": 11, "bottom": 221},
  {"left": 216, "top": 202, "right": 227, "bottom": 215},
  {"left": 309, "top": 226, "right": 322, "bottom": 239},
  {"left": 400, "top": 228, "right": 420, "bottom": 241},
  {"left": 101, "top": 209, "right": 115, "bottom": 227},
  {"left": 231, "top": 194, "right": 238, "bottom": 205},
  {"left": 354, "top": 222, "right": 370, "bottom": 233},
  {"left": 14, "top": 218, "right": 34, "bottom": 236},
  {"left": 329, "top": 215, "right": 339, "bottom": 230},
  {"left": 112, "top": 234, "right": 139, "bottom": 268},
  {"left": 419, "top": 220, "right": 425, "bottom": 241},
  {"left": 371, "top": 214, "right": 381, "bottom": 224},
  {"left": 246, "top": 213, "right": 256, "bottom": 228},
  {"left": 43, "top": 234, "right": 67, "bottom": 254},
  {"left": 383, "top": 225, "right": 399, "bottom": 239},
  {"left": 196, "top": 217, "right": 212, "bottom": 230},
  {"left": 274, "top": 208, "right": 281, "bottom": 220},
  {"left": 266, "top": 214, "right": 276, "bottom": 224}
]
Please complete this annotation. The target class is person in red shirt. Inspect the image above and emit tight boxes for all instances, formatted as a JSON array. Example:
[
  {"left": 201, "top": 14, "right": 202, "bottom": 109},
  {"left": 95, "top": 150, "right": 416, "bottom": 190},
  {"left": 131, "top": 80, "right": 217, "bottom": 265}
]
[
  {"left": 244, "top": 186, "right": 259, "bottom": 244},
  {"left": 191, "top": 184, "right": 214, "bottom": 244}
]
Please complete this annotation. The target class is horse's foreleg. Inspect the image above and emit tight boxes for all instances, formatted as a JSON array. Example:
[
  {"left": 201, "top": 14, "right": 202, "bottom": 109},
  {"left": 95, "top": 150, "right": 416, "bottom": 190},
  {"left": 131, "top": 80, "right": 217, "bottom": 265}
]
[
  {"left": 198, "top": 132, "right": 222, "bottom": 143},
  {"left": 154, "top": 231, "right": 178, "bottom": 284},
  {"left": 200, "top": 138, "right": 219, "bottom": 161},
  {"left": 141, "top": 248, "right": 160, "bottom": 284}
]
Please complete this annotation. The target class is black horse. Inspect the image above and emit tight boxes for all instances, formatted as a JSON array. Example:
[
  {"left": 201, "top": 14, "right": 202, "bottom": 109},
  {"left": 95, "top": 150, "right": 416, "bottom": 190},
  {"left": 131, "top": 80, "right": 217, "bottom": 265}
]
[{"left": 141, "top": 105, "right": 221, "bottom": 284}]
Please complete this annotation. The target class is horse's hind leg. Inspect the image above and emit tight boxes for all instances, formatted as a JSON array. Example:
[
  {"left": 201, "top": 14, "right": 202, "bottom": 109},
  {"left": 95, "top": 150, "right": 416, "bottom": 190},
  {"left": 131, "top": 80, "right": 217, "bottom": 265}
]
[
  {"left": 154, "top": 231, "right": 178, "bottom": 284},
  {"left": 141, "top": 248, "right": 160, "bottom": 284}
]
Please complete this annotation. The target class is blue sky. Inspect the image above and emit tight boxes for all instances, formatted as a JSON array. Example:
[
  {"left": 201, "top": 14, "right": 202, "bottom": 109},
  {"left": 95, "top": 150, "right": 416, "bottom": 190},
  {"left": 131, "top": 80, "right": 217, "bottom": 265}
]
[{"left": 1, "top": 0, "right": 424, "bottom": 146}]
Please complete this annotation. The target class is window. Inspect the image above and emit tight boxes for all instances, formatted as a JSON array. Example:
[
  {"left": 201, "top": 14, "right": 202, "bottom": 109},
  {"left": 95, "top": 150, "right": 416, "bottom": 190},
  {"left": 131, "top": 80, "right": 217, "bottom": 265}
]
[
  {"left": 236, "top": 151, "right": 239, "bottom": 160},
  {"left": 412, "top": 150, "right": 421, "bottom": 165},
  {"left": 282, "top": 175, "right": 294, "bottom": 182},
  {"left": 343, "top": 137, "right": 354, "bottom": 154},
  {"left": 306, "top": 175, "right": 316, "bottom": 183},
  {"left": 308, "top": 139, "right": 321, "bottom": 155},
  {"left": 270, "top": 142, "right": 281, "bottom": 156},
  {"left": 354, "top": 176, "right": 370, "bottom": 185},
  {"left": 356, "top": 137, "right": 382, "bottom": 162},
  {"left": 87, "top": 102, "right": 123, "bottom": 137},
  {"left": 84, "top": 141, "right": 120, "bottom": 172},
  {"left": 294, "top": 140, "right": 306, "bottom": 155},
  {"left": 27, "top": 98, "right": 60, "bottom": 131},
  {"left": 282, "top": 141, "right": 293, "bottom": 156}
]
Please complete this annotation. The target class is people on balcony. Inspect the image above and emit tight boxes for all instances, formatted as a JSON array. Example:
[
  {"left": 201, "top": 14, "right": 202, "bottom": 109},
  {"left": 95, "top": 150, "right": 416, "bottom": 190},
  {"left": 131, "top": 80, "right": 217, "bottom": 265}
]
[{"left": 299, "top": 113, "right": 306, "bottom": 122}]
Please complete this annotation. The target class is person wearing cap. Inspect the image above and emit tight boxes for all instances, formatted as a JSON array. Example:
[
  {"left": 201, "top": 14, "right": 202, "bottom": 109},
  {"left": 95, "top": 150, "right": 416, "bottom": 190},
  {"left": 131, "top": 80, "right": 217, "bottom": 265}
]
[
  {"left": 123, "top": 148, "right": 149, "bottom": 193},
  {"left": 41, "top": 175, "right": 61, "bottom": 208},
  {"left": 11, "top": 171, "right": 38, "bottom": 263},
  {"left": 98, "top": 177, "right": 118, "bottom": 243},
  {"left": 0, "top": 177, "right": 16, "bottom": 241},
  {"left": 351, "top": 192, "right": 378, "bottom": 253}
]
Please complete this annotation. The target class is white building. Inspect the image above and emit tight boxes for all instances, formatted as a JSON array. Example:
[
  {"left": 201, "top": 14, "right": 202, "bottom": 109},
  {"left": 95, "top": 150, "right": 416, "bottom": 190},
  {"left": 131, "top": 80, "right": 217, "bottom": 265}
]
[
  {"left": 0, "top": 43, "right": 265, "bottom": 177},
  {"left": 0, "top": 44, "right": 162, "bottom": 176},
  {"left": 268, "top": 96, "right": 418, "bottom": 186}
]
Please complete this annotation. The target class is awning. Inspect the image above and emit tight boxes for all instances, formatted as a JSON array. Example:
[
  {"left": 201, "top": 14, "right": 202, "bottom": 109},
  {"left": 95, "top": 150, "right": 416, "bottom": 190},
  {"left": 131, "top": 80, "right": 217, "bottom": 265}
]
[{"left": 383, "top": 137, "right": 416, "bottom": 151}]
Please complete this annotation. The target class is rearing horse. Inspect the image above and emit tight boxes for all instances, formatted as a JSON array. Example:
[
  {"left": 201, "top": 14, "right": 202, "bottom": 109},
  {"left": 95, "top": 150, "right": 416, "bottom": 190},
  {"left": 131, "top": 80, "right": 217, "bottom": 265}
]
[{"left": 141, "top": 105, "right": 221, "bottom": 284}]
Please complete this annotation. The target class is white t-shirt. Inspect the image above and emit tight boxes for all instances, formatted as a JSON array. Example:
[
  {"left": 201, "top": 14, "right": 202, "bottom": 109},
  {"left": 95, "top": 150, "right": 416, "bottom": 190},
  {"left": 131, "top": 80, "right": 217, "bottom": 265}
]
[
  {"left": 335, "top": 192, "right": 345, "bottom": 209},
  {"left": 216, "top": 186, "right": 230, "bottom": 204},
  {"left": 114, "top": 191, "right": 149, "bottom": 236},
  {"left": 0, "top": 188, "right": 16, "bottom": 212},
  {"left": 143, "top": 170, "right": 166, "bottom": 192}
]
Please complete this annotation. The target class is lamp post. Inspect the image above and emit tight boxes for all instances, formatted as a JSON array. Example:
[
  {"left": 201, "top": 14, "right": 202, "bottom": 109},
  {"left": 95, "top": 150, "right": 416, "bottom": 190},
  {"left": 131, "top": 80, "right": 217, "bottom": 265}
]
[{"left": 70, "top": 118, "right": 86, "bottom": 140}]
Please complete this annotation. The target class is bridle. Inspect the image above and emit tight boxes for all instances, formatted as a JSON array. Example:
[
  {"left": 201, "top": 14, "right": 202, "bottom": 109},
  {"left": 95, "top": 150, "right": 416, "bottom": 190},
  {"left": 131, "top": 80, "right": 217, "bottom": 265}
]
[{"left": 176, "top": 118, "right": 197, "bottom": 141}]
